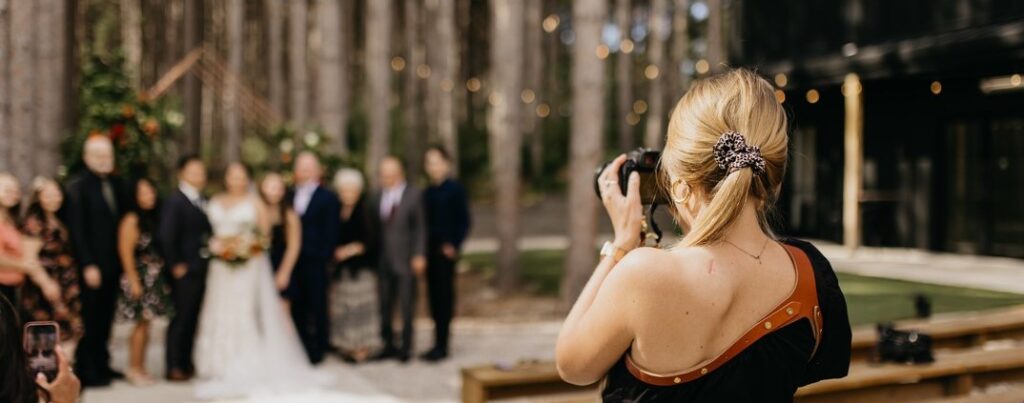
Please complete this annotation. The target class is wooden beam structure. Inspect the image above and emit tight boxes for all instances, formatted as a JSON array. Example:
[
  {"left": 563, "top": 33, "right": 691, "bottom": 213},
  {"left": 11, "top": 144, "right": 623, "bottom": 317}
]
[{"left": 842, "top": 73, "right": 863, "bottom": 250}]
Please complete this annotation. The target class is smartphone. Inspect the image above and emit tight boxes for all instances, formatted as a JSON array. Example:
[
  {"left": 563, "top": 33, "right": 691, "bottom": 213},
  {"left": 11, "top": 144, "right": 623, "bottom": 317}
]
[{"left": 24, "top": 321, "right": 60, "bottom": 382}]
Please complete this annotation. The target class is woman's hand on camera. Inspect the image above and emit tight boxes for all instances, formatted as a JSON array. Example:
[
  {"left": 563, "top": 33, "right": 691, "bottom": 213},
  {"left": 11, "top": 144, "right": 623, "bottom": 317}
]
[
  {"left": 36, "top": 345, "right": 80, "bottom": 403},
  {"left": 599, "top": 154, "right": 643, "bottom": 251}
]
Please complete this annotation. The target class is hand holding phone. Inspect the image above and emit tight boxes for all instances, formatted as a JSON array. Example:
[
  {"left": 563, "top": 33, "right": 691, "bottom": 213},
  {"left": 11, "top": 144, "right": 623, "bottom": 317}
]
[
  {"left": 23, "top": 321, "right": 60, "bottom": 382},
  {"left": 34, "top": 345, "right": 80, "bottom": 403}
]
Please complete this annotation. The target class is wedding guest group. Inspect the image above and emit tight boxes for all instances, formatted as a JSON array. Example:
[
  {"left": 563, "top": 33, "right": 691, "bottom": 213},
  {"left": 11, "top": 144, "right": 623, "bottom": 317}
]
[{"left": 0, "top": 140, "right": 473, "bottom": 397}]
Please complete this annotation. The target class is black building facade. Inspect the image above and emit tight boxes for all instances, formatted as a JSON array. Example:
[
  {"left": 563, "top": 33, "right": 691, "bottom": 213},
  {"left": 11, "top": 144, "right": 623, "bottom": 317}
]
[{"left": 733, "top": 1, "right": 1024, "bottom": 257}]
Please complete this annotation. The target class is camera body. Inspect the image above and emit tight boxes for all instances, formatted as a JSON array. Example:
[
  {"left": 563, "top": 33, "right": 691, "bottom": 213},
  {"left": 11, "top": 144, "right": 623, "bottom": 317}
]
[{"left": 594, "top": 148, "right": 669, "bottom": 205}]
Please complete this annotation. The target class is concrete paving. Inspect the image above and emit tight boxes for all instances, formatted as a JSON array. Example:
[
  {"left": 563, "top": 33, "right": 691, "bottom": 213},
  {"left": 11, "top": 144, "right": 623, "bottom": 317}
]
[{"left": 82, "top": 318, "right": 561, "bottom": 403}]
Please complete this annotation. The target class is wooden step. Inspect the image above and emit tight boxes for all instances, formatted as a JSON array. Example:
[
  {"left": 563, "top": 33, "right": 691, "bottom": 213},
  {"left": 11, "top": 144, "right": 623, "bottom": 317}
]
[
  {"left": 850, "top": 305, "right": 1024, "bottom": 362},
  {"left": 917, "top": 383, "right": 1024, "bottom": 403},
  {"left": 795, "top": 344, "right": 1024, "bottom": 402}
]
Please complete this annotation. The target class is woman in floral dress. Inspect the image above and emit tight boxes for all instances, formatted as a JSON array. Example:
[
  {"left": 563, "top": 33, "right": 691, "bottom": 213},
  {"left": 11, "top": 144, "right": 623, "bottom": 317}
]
[
  {"left": 117, "top": 178, "right": 172, "bottom": 385},
  {"left": 19, "top": 178, "right": 84, "bottom": 347}
]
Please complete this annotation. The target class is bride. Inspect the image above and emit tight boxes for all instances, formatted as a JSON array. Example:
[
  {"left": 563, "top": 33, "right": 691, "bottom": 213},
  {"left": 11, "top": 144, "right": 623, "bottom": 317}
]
[{"left": 193, "top": 162, "right": 331, "bottom": 399}]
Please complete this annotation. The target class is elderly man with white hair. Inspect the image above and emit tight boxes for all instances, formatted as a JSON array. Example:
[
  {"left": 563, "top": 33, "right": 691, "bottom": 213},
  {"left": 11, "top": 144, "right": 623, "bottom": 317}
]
[
  {"left": 64, "top": 135, "right": 129, "bottom": 387},
  {"left": 329, "top": 168, "right": 381, "bottom": 363}
]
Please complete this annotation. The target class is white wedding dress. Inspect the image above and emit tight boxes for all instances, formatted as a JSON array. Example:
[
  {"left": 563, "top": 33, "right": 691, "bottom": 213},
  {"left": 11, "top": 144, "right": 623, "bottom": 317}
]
[{"left": 193, "top": 197, "right": 333, "bottom": 399}]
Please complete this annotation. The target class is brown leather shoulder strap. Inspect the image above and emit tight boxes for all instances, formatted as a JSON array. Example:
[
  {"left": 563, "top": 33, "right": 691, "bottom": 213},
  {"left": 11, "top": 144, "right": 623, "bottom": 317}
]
[{"left": 624, "top": 243, "right": 823, "bottom": 386}]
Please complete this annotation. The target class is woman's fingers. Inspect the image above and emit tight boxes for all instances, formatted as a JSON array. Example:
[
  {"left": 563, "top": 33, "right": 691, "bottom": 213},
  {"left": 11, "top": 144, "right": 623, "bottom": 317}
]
[
  {"left": 625, "top": 172, "right": 640, "bottom": 206},
  {"left": 600, "top": 154, "right": 628, "bottom": 203},
  {"left": 603, "top": 154, "right": 627, "bottom": 183}
]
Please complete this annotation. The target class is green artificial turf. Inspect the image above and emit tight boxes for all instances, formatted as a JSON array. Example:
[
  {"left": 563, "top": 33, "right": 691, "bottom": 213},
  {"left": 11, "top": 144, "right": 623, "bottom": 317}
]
[{"left": 463, "top": 249, "right": 1024, "bottom": 326}]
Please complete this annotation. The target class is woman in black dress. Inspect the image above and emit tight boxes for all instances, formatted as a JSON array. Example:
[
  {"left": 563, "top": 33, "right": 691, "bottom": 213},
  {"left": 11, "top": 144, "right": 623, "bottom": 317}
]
[
  {"left": 259, "top": 173, "right": 301, "bottom": 313},
  {"left": 116, "top": 178, "right": 172, "bottom": 385},
  {"left": 557, "top": 69, "right": 851, "bottom": 402}
]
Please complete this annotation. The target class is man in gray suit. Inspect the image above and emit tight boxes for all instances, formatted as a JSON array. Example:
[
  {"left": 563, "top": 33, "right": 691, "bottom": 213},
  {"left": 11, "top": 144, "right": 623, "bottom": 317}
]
[{"left": 372, "top": 157, "right": 427, "bottom": 362}]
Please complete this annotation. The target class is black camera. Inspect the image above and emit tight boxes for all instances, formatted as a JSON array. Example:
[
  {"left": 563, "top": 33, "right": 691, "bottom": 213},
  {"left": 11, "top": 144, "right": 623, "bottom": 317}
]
[{"left": 594, "top": 148, "right": 668, "bottom": 205}]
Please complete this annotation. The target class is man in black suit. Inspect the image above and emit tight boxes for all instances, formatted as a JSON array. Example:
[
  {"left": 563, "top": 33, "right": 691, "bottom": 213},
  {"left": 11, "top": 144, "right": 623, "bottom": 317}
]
[
  {"left": 371, "top": 156, "right": 427, "bottom": 363},
  {"left": 290, "top": 152, "right": 340, "bottom": 364},
  {"left": 421, "top": 146, "right": 471, "bottom": 361},
  {"left": 160, "top": 155, "right": 212, "bottom": 381},
  {"left": 65, "top": 136, "right": 130, "bottom": 387}
]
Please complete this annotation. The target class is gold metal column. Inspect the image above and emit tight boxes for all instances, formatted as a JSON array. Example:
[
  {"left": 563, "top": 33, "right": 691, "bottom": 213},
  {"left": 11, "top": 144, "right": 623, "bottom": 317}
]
[{"left": 842, "top": 73, "right": 863, "bottom": 250}]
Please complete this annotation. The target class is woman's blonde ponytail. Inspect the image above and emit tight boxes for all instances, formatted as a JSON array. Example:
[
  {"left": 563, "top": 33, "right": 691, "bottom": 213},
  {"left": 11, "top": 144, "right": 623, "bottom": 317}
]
[{"left": 660, "top": 68, "right": 789, "bottom": 247}]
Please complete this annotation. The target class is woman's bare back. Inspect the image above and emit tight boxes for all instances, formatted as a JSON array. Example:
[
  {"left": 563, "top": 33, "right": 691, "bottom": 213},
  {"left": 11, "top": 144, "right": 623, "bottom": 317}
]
[{"left": 627, "top": 241, "right": 798, "bottom": 375}]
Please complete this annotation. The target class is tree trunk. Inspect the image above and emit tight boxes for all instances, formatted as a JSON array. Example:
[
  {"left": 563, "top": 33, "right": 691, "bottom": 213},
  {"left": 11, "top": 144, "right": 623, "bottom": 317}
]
[
  {"left": 402, "top": 0, "right": 424, "bottom": 181},
  {"left": 523, "top": 0, "right": 543, "bottom": 178},
  {"left": 434, "top": 0, "right": 459, "bottom": 174},
  {"left": 489, "top": 0, "right": 524, "bottom": 293},
  {"left": 9, "top": 0, "right": 35, "bottom": 184},
  {"left": 34, "top": 0, "right": 66, "bottom": 178},
  {"left": 265, "top": 0, "right": 284, "bottom": 118},
  {"left": 223, "top": 0, "right": 243, "bottom": 163},
  {"left": 181, "top": 0, "right": 202, "bottom": 154},
  {"left": 561, "top": 0, "right": 606, "bottom": 305},
  {"left": 364, "top": 0, "right": 392, "bottom": 185},
  {"left": 671, "top": 0, "right": 690, "bottom": 95},
  {"left": 644, "top": 0, "right": 667, "bottom": 149},
  {"left": 0, "top": 0, "right": 9, "bottom": 173},
  {"left": 120, "top": 0, "right": 142, "bottom": 88},
  {"left": 316, "top": 0, "right": 348, "bottom": 156},
  {"left": 706, "top": 0, "right": 725, "bottom": 73},
  {"left": 288, "top": 0, "right": 309, "bottom": 129},
  {"left": 615, "top": 0, "right": 634, "bottom": 151}
]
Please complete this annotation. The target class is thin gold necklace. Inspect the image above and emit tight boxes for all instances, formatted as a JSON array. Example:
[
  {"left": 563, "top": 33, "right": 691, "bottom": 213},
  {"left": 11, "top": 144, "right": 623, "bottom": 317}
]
[{"left": 722, "top": 237, "right": 770, "bottom": 265}]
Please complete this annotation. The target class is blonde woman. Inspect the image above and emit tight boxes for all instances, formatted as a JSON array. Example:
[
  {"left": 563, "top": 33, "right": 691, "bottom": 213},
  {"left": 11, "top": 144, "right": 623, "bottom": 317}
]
[{"left": 556, "top": 69, "right": 851, "bottom": 402}]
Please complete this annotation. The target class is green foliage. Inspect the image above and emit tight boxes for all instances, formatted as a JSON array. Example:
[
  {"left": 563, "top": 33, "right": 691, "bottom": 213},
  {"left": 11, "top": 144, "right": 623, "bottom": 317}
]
[
  {"left": 62, "top": 51, "right": 181, "bottom": 182},
  {"left": 241, "top": 125, "right": 360, "bottom": 183}
]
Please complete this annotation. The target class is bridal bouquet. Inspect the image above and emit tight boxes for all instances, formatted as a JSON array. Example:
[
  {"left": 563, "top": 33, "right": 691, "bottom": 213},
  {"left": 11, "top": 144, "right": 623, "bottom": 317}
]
[{"left": 208, "top": 227, "right": 269, "bottom": 266}]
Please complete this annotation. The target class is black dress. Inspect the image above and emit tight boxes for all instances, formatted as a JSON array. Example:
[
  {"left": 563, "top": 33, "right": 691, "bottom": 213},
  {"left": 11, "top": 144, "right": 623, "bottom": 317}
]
[
  {"left": 269, "top": 215, "right": 296, "bottom": 299},
  {"left": 333, "top": 200, "right": 374, "bottom": 279},
  {"left": 601, "top": 239, "right": 852, "bottom": 402}
]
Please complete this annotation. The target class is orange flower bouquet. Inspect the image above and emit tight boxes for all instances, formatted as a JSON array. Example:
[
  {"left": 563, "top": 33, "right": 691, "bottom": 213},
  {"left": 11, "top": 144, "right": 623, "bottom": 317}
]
[{"left": 208, "top": 228, "right": 269, "bottom": 266}]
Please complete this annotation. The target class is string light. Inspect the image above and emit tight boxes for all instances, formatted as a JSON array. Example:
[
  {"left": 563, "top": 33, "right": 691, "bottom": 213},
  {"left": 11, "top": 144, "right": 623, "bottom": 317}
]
[
  {"left": 440, "top": 79, "right": 454, "bottom": 92},
  {"left": 466, "top": 77, "right": 481, "bottom": 92},
  {"left": 632, "top": 100, "right": 648, "bottom": 114},
  {"left": 1012, "top": 74, "right": 1022, "bottom": 86},
  {"left": 621, "top": 39, "right": 635, "bottom": 54},
  {"left": 416, "top": 64, "right": 432, "bottom": 79},
  {"left": 644, "top": 65, "right": 659, "bottom": 80},
  {"left": 488, "top": 92, "right": 500, "bottom": 107},
  {"left": 774, "top": 89, "right": 786, "bottom": 103},
  {"left": 521, "top": 89, "right": 536, "bottom": 104},
  {"left": 626, "top": 112, "right": 640, "bottom": 126},
  {"left": 930, "top": 81, "right": 942, "bottom": 95},
  {"left": 695, "top": 59, "right": 709, "bottom": 74},
  {"left": 774, "top": 73, "right": 788, "bottom": 88},
  {"left": 596, "top": 45, "right": 610, "bottom": 60},
  {"left": 543, "top": 15, "right": 560, "bottom": 33},
  {"left": 805, "top": 89, "right": 820, "bottom": 104},
  {"left": 391, "top": 56, "right": 406, "bottom": 72},
  {"left": 536, "top": 103, "right": 551, "bottom": 118}
]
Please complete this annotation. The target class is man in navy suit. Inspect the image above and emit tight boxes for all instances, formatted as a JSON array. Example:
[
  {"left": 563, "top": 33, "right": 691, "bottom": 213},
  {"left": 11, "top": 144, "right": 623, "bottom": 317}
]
[
  {"left": 160, "top": 155, "right": 212, "bottom": 381},
  {"left": 290, "top": 152, "right": 340, "bottom": 364},
  {"left": 421, "top": 146, "right": 471, "bottom": 361}
]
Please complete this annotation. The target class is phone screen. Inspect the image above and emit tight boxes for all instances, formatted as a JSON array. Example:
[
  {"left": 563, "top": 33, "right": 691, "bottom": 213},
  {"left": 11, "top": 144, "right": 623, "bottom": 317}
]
[{"left": 24, "top": 321, "right": 59, "bottom": 382}]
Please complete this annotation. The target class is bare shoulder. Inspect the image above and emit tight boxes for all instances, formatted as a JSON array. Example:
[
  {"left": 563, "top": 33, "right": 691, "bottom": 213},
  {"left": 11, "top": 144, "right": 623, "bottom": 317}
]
[
  {"left": 609, "top": 246, "right": 720, "bottom": 305},
  {"left": 610, "top": 247, "right": 709, "bottom": 291},
  {"left": 120, "top": 211, "right": 139, "bottom": 226}
]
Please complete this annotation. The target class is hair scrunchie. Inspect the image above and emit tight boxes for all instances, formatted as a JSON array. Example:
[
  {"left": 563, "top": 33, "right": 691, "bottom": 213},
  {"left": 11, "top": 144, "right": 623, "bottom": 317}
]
[{"left": 713, "top": 131, "right": 766, "bottom": 176}]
